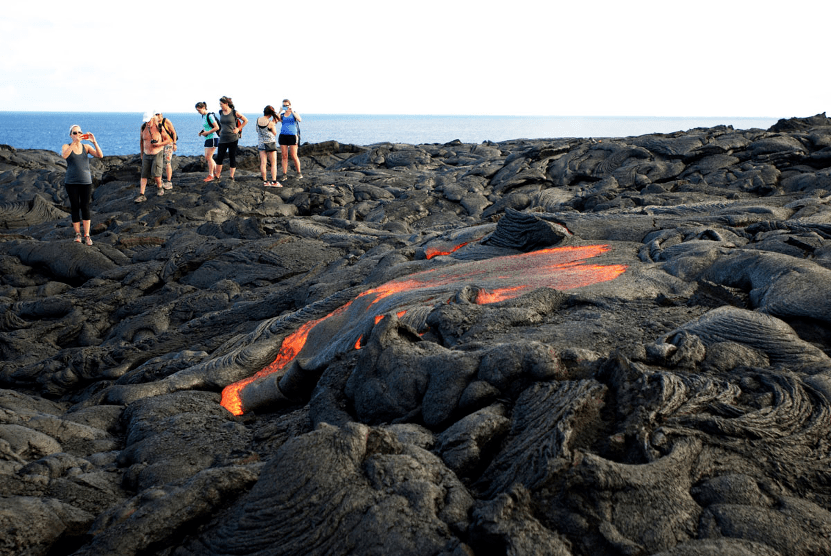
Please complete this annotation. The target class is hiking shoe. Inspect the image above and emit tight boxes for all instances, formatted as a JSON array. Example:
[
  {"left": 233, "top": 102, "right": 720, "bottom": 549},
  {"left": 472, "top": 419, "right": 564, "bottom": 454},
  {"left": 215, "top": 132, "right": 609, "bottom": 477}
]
[
  {"left": 134, "top": 194, "right": 147, "bottom": 203},
  {"left": 84, "top": 235, "right": 93, "bottom": 246},
  {"left": 74, "top": 233, "right": 82, "bottom": 243},
  {"left": 203, "top": 175, "right": 215, "bottom": 182},
  {"left": 157, "top": 187, "right": 164, "bottom": 196},
  {"left": 162, "top": 181, "right": 173, "bottom": 190}
]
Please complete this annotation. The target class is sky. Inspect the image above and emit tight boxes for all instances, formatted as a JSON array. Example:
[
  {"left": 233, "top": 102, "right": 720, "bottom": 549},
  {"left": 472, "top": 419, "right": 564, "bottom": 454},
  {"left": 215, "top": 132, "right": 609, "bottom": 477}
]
[{"left": 1, "top": 0, "right": 828, "bottom": 118}]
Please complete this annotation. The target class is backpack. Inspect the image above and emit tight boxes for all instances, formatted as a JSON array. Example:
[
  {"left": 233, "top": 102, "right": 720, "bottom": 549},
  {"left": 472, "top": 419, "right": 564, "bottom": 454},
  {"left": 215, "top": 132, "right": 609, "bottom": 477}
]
[
  {"left": 235, "top": 111, "right": 244, "bottom": 139},
  {"left": 204, "top": 112, "right": 219, "bottom": 136},
  {"left": 159, "top": 117, "right": 177, "bottom": 142},
  {"left": 214, "top": 110, "right": 243, "bottom": 139}
]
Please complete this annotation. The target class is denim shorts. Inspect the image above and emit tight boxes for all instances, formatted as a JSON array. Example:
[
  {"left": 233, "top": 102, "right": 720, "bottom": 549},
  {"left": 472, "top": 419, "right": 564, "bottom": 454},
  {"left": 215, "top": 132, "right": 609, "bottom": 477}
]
[{"left": 204, "top": 138, "right": 219, "bottom": 148}]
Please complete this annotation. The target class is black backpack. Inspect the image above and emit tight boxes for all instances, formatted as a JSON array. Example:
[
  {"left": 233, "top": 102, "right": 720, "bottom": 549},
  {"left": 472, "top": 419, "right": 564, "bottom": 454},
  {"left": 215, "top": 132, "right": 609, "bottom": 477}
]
[
  {"left": 159, "top": 117, "right": 177, "bottom": 142},
  {"left": 205, "top": 112, "right": 219, "bottom": 135}
]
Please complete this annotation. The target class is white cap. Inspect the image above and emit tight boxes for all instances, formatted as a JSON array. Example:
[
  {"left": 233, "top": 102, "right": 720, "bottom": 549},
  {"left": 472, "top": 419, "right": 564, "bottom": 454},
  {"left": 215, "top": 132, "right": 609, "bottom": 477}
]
[{"left": 142, "top": 111, "right": 155, "bottom": 123}]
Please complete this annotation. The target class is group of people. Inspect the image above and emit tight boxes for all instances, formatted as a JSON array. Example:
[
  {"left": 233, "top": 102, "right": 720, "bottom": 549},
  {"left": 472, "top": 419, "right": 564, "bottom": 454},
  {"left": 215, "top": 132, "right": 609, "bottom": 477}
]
[
  {"left": 196, "top": 97, "right": 303, "bottom": 188},
  {"left": 61, "top": 97, "right": 305, "bottom": 241}
]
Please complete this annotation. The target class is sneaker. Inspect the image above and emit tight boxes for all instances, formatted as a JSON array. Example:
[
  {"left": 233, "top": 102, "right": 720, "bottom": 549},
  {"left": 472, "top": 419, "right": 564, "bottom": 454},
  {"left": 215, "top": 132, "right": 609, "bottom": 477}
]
[
  {"left": 84, "top": 235, "right": 93, "bottom": 246},
  {"left": 297, "top": 174, "right": 303, "bottom": 179},
  {"left": 203, "top": 175, "right": 215, "bottom": 182},
  {"left": 157, "top": 187, "right": 164, "bottom": 196},
  {"left": 74, "top": 233, "right": 82, "bottom": 243},
  {"left": 134, "top": 194, "right": 147, "bottom": 203},
  {"left": 162, "top": 181, "right": 173, "bottom": 190},
  {"left": 265, "top": 181, "right": 283, "bottom": 188}
]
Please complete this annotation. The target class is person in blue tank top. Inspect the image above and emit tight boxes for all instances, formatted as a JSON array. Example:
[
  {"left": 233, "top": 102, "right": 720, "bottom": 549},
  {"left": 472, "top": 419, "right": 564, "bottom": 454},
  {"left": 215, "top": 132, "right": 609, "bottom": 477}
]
[
  {"left": 61, "top": 125, "right": 103, "bottom": 245},
  {"left": 278, "top": 99, "right": 303, "bottom": 180}
]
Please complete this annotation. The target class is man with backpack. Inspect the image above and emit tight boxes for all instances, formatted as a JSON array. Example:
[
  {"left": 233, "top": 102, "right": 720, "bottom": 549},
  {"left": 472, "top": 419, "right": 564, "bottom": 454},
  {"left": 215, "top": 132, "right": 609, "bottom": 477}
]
[
  {"left": 135, "top": 111, "right": 172, "bottom": 202},
  {"left": 156, "top": 111, "right": 178, "bottom": 189}
]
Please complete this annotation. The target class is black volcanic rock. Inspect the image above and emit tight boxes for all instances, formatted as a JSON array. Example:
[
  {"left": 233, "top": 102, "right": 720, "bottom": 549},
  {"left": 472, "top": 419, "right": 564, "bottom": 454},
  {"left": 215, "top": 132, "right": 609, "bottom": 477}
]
[{"left": 0, "top": 113, "right": 829, "bottom": 555}]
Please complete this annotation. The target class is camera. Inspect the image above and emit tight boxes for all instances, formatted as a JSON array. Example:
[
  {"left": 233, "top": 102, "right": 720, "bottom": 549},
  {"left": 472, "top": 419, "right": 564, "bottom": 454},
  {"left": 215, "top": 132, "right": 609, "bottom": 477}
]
[{"left": 151, "top": 140, "right": 158, "bottom": 144}]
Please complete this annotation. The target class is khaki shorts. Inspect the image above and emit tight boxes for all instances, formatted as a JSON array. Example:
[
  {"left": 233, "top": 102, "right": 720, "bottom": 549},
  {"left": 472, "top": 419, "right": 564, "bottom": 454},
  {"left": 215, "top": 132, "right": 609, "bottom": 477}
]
[{"left": 141, "top": 151, "right": 164, "bottom": 179}]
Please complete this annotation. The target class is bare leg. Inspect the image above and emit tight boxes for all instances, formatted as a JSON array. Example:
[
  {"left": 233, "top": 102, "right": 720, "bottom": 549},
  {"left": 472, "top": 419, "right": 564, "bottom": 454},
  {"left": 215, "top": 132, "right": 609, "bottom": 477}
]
[
  {"left": 259, "top": 150, "right": 267, "bottom": 181},
  {"left": 204, "top": 147, "right": 216, "bottom": 177},
  {"left": 290, "top": 145, "right": 302, "bottom": 176},
  {"left": 281, "top": 145, "right": 289, "bottom": 176},
  {"left": 215, "top": 164, "right": 223, "bottom": 179},
  {"left": 269, "top": 151, "right": 278, "bottom": 181},
  {"left": 82, "top": 219, "right": 91, "bottom": 236},
  {"left": 139, "top": 178, "right": 147, "bottom": 195}
]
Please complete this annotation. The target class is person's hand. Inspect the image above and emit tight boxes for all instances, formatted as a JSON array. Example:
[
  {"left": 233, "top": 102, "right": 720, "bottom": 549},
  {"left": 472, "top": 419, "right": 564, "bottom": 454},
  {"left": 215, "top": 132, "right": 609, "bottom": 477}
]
[
  {"left": 85, "top": 132, "right": 96, "bottom": 142},
  {"left": 173, "top": 144, "right": 178, "bottom": 152}
]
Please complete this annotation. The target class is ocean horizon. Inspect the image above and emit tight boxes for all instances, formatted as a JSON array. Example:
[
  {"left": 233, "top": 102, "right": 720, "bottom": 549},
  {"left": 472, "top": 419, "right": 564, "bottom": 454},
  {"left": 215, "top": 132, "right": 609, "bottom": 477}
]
[{"left": 0, "top": 111, "right": 781, "bottom": 157}]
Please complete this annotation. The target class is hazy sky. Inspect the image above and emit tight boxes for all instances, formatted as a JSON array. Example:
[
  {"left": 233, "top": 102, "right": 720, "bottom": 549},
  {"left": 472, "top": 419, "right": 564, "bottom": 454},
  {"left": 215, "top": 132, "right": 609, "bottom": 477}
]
[{"left": 2, "top": 0, "right": 828, "bottom": 117}]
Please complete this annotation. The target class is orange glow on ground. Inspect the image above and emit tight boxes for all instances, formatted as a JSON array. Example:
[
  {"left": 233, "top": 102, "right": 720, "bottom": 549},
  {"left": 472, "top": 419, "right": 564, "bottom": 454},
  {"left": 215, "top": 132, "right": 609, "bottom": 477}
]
[
  {"left": 475, "top": 286, "right": 526, "bottom": 304},
  {"left": 221, "top": 244, "right": 627, "bottom": 415},
  {"left": 425, "top": 242, "right": 469, "bottom": 260}
]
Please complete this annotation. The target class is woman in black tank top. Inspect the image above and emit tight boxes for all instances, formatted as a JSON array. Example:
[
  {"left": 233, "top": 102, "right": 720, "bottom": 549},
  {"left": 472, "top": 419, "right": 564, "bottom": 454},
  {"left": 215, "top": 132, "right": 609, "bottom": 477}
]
[{"left": 61, "top": 125, "right": 103, "bottom": 245}]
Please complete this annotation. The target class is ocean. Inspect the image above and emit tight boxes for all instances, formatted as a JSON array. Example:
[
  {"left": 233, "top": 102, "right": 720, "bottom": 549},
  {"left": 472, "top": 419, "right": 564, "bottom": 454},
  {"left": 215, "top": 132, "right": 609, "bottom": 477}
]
[{"left": 0, "top": 112, "right": 780, "bottom": 157}]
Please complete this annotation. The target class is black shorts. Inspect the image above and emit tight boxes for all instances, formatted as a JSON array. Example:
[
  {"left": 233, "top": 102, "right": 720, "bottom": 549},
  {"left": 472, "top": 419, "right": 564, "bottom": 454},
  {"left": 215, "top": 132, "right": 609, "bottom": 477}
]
[
  {"left": 278, "top": 134, "right": 297, "bottom": 146},
  {"left": 204, "top": 138, "right": 219, "bottom": 148}
]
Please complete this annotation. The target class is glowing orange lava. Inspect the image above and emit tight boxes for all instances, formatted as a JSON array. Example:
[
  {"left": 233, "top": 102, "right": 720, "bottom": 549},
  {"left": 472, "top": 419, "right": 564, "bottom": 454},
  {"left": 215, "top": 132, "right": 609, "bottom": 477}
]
[
  {"left": 425, "top": 242, "right": 469, "bottom": 260},
  {"left": 475, "top": 286, "right": 526, "bottom": 304},
  {"left": 221, "top": 244, "right": 627, "bottom": 415}
]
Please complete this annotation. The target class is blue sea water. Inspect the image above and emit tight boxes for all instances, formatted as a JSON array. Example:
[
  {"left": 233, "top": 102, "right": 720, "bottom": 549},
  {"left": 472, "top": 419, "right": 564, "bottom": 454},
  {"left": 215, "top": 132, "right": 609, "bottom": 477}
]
[{"left": 0, "top": 112, "right": 779, "bottom": 158}]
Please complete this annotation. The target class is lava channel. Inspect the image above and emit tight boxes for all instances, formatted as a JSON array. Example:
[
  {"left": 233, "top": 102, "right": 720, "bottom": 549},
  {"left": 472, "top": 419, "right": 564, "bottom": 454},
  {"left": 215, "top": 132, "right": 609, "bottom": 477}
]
[{"left": 221, "top": 244, "right": 626, "bottom": 415}]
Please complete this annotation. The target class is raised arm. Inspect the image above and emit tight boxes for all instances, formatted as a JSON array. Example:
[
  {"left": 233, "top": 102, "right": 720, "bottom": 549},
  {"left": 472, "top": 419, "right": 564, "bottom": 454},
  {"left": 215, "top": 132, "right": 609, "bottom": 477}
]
[{"left": 84, "top": 134, "right": 104, "bottom": 158}]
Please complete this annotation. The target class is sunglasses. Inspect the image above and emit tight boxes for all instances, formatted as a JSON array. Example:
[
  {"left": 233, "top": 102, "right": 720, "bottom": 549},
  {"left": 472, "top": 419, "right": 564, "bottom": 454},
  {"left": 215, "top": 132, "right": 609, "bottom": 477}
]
[{"left": 72, "top": 131, "right": 83, "bottom": 135}]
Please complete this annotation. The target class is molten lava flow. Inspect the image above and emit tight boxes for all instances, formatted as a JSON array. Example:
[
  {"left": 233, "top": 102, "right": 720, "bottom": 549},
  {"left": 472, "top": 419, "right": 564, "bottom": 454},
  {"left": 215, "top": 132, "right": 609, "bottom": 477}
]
[
  {"left": 221, "top": 301, "right": 355, "bottom": 416},
  {"left": 425, "top": 242, "right": 469, "bottom": 260},
  {"left": 475, "top": 286, "right": 525, "bottom": 305},
  {"left": 221, "top": 244, "right": 627, "bottom": 415}
]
